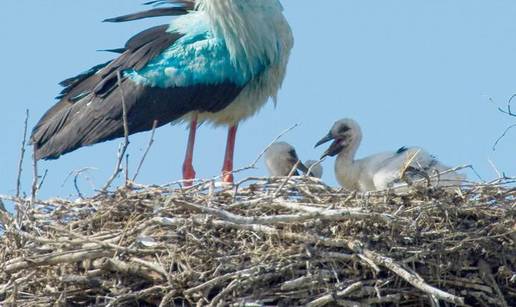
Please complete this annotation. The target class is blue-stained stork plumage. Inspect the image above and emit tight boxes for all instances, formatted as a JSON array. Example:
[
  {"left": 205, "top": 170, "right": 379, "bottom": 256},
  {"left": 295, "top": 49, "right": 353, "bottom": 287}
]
[{"left": 31, "top": 0, "right": 294, "bottom": 185}]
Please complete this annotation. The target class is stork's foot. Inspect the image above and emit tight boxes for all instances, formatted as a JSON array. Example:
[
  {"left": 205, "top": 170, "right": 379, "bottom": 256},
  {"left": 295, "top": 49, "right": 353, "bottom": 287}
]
[
  {"left": 222, "top": 171, "right": 234, "bottom": 184},
  {"left": 182, "top": 164, "right": 196, "bottom": 187}
]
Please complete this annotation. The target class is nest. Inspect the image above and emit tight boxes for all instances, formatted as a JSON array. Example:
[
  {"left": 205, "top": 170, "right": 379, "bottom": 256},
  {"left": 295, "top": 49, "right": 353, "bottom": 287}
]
[{"left": 0, "top": 177, "right": 514, "bottom": 306}]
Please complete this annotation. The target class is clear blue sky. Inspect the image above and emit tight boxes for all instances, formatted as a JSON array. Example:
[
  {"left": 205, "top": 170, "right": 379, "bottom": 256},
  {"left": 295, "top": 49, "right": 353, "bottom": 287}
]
[{"left": 1, "top": 1, "right": 516, "bottom": 207}]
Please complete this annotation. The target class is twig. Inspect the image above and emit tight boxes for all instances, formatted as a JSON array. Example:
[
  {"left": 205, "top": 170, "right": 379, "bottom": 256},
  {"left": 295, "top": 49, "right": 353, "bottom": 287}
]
[
  {"left": 307, "top": 281, "right": 363, "bottom": 307},
  {"left": 305, "top": 158, "right": 324, "bottom": 178},
  {"left": 63, "top": 167, "right": 97, "bottom": 199},
  {"left": 272, "top": 160, "right": 301, "bottom": 198},
  {"left": 4, "top": 248, "right": 113, "bottom": 274},
  {"left": 497, "top": 93, "right": 516, "bottom": 117},
  {"left": 30, "top": 144, "right": 39, "bottom": 208},
  {"left": 102, "top": 70, "right": 130, "bottom": 192},
  {"left": 400, "top": 149, "right": 422, "bottom": 180},
  {"left": 37, "top": 169, "right": 48, "bottom": 191},
  {"left": 96, "top": 258, "right": 165, "bottom": 282},
  {"left": 492, "top": 123, "right": 516, "bottom": 151},
  {"left": 130, "top": 257, "right": 168, "bottom": 279},
  {"left": 184, "top": 266, "right": 261, "bottom": 295},
  {"left": 15, "top": 109, "right": 29, "bottom": 198},
  {"left": 361, "top": 294, "right": 401, "bottom": 305},
  {"left": 133, "top": 120, "right": 158, "bottom": 182},
  {"left": 280, "top": 271, "right": 334, "bottom": 291},
  {"left": 271, "top": 199, "right": 394, "bottom": 223},
  {"left": 125, "top": 153, "right": 129, "bottom": 185},
  {"left": 488, "top": 159, "right": 502, "bottom": 179}
]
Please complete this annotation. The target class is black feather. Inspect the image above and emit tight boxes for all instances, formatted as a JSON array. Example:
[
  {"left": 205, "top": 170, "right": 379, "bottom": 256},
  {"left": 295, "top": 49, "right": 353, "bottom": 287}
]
[
  {"left": 103, "top": 1, "right": 195, "bottom": 23},
  {"left": 125, "top": 25, "right": 170, "bottom": 50},
  {"left": 98, "top": 48, "right": 127, "bottom": 54},
  {"left": 396, "top": 146, "right": 408, "bottom": 154},
  {"left": 103, "top": 7, "right": 189, "bottom": 23},
  {"left": 57, "top": 60, "right": 112, "bottom": 99}
]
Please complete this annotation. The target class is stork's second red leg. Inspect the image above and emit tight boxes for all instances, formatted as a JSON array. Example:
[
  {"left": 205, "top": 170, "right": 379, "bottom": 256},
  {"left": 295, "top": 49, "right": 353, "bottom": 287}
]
[
  {"left": 222, "top": 125, "right": 238, "bottom": 183},
  {"left": 182, "top": 114, "right": 198, "bottom": 187}
]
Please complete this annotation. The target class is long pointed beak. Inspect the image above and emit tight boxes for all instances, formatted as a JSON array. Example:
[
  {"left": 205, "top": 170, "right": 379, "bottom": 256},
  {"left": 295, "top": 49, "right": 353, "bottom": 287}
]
[
  {"left": 316, "top": 132, "right": 346, "bottom": 159},
  {"left": 315, "top": 132, "right": 334, "bottom": 148}
]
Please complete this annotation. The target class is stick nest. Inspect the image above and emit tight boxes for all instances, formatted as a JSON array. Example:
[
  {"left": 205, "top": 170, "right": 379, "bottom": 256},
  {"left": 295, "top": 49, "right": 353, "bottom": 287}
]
[{"left": 0, "top": 177, "right": 514, "bottom": 306}]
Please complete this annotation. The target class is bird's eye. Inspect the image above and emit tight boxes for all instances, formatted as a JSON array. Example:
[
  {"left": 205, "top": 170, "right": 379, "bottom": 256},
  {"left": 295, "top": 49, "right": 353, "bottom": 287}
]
[
  {"left": 338, "top": 126, "right": 350, "bottom": 134},
  {"left": 288, "top": 149, "right": 298, "bottom": 159}
]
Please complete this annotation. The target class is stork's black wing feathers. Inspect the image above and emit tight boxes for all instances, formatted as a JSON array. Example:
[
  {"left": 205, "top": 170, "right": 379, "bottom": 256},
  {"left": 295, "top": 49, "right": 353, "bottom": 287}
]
[
  {"left": 32, "top": 21, "right": 246, "bottom": 160},
  {"left": 103, "top": 1, "right": 195, "bottom": 23},
  {"left": 103, "top": 8, "right": 189, "bottom": 23},
  {"left": 33, "top": 24, "right": 177, "bottom": 139},
  {"left": 57, "top": 25, "right": 178, "bottom": 103},
  {"left": 33, "top": 81, "right": 243, "bottom": 160},
  {"left": 125, "top": 24, "right": 170, "bottom": 51},
  {"left": 58, "top": 61, "right": 111, "bottom": 88},
  {"left": 99, "top": 48, "right": 127, "bottom": 54}
]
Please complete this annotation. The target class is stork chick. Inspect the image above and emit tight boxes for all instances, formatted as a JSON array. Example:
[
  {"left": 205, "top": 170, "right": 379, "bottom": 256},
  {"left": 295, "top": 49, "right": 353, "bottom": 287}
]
[
  {"left": 315, "top": 119, "right": 465, "bottom": 192},
  {"left": 264, "top": 142, "right": 308, "bottom": 176}
]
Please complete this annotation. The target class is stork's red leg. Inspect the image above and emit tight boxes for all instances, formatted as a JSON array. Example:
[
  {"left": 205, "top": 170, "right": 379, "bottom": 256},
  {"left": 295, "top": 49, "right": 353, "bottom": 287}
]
[
  {"left": 182, "top": 114, "right": 198, "bottom": 187},
  {"left": 222, "top": 125, "right": 238, "bottom": 183}
]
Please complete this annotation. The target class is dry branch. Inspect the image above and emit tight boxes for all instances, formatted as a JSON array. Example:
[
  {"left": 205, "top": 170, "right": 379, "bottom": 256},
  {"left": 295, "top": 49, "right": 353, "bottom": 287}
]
[
  {"left": 101, "top": 70, "right": 130, "bottom": 192},
  {"left": 307, "top": 281, "right": 363, "bottom": 307},
  {"left": 15, "top": 110, "right": 29, "bottom": 198}
]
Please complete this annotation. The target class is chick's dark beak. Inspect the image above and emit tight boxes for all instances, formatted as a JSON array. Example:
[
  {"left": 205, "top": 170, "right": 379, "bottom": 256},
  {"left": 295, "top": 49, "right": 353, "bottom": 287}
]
[
  {"left": 316, "top": 131, "right": 346, "bottom": 159},
  {"left": 315, "top": 131, "right": 334, "bottom": 148},
  {"left": 320, "top": 141, "right": 345, "bottom": 159}
]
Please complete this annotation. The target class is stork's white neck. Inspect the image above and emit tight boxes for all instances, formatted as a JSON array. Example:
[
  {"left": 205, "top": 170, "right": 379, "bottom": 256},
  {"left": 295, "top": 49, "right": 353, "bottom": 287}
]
[
  {"left": 335, "top": 136, "right": 362, "bottom": 190},
  {"left": 198, "top": 0, "right": 293, "bottom": 75}
]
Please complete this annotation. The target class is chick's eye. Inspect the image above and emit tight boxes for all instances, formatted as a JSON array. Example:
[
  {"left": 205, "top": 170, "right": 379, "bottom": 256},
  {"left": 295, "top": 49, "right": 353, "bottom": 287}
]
[
  {"left": 288, "top": 149, "right": 298, "bottom": 159},
  {"left": 338, "top": 126, "right": 350, "bottom": 134}
]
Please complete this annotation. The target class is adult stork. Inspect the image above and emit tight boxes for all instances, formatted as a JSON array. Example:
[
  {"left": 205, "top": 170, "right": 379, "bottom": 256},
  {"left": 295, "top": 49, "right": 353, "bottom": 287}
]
[{"left": 30, "top": 0, "right": 294, "bottom": 185}]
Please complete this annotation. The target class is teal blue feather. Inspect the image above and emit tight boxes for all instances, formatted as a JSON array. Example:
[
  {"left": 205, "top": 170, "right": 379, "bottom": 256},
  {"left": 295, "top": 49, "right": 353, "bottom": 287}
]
[{"left": 126, "top": 12, "right": 265, "bottom": 88}]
